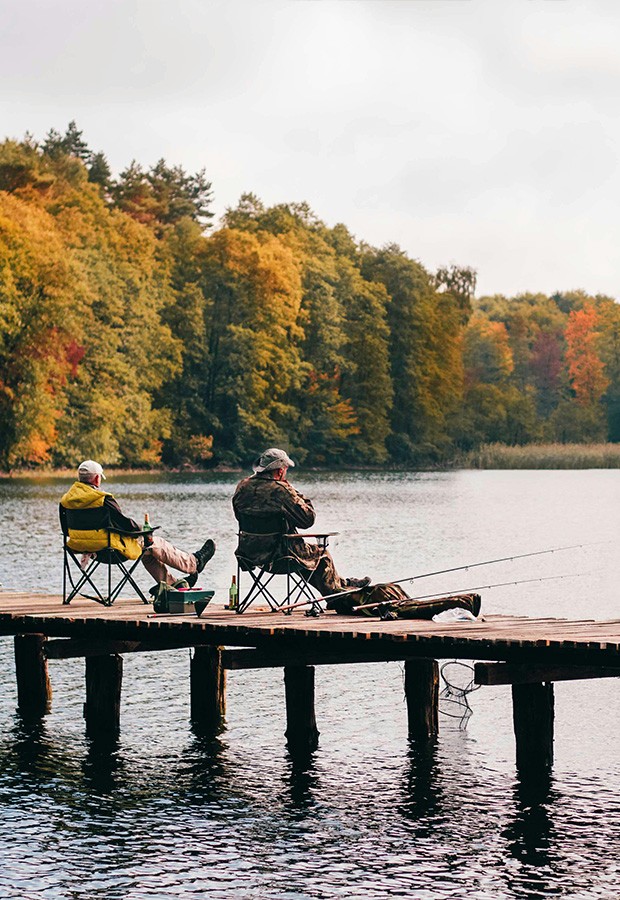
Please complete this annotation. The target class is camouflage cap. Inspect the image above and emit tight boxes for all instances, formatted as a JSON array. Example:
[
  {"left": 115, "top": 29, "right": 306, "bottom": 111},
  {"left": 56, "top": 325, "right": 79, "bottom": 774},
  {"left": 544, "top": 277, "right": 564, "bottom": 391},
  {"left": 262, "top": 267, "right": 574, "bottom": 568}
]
[{"left": 252, "top": 448, "right": 295, "bottom": 473}]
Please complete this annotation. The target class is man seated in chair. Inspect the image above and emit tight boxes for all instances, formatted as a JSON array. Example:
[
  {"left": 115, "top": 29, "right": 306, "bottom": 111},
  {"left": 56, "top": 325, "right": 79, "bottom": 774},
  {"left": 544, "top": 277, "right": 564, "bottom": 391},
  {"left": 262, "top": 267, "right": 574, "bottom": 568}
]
[
  {"left": 60, "top": 460, "right": 215, "bottom": 588},
  {"left": 232, "top": 448, "right": 369, "bottom": 596}
]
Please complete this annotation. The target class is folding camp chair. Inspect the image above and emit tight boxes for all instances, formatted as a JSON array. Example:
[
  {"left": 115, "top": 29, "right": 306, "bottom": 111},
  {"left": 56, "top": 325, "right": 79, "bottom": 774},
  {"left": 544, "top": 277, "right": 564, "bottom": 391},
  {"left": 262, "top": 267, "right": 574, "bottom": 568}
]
[
  {"left": 61, "top": 510, "right": 155, "bottom": 606},
  {"left": 234, "top": 512, "right": 337, "bottom": 614}
]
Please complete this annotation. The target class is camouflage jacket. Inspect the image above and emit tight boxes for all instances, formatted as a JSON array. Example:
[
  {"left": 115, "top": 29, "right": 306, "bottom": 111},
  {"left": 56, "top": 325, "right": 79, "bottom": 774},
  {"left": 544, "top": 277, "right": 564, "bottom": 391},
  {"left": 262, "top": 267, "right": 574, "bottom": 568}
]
[{"left": 232, "top": 472, "right": 324, "bottom": 571}]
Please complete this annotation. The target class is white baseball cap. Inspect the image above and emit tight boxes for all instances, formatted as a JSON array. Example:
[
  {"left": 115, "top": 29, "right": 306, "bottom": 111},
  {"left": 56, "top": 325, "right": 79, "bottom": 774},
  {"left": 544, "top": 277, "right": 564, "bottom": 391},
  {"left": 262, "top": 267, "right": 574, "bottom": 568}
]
[{"left": 77, "top": 460, "right": 106, "bottom": 480}]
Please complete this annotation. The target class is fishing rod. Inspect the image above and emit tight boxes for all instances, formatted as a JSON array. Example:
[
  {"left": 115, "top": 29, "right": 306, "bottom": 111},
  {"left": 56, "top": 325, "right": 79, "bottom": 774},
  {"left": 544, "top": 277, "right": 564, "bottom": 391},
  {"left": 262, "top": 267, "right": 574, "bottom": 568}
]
[
  {"left": 352, "top": 571, "right": 591, "bottom": 613},
  {"left": 377, "top": 541, "right": 604, "bottom": 592},
  {"left": 279, "top": 539, "right": 604, "bottom": 614}
]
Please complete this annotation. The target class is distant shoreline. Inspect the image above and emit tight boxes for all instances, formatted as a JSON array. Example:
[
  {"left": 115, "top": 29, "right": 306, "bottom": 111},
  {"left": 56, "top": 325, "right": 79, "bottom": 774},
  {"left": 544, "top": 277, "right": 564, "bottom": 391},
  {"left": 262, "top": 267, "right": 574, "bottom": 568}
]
[{"left": 3, "top": 443, "right": 620, "bottom": 478}]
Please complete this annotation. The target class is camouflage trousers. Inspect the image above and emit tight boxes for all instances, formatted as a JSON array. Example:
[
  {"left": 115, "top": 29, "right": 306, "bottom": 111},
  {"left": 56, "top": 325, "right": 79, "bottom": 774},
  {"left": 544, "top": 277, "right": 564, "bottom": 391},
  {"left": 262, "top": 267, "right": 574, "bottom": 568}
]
[{"left": 304, "top": 550, "right": 346, "bottom": 596}]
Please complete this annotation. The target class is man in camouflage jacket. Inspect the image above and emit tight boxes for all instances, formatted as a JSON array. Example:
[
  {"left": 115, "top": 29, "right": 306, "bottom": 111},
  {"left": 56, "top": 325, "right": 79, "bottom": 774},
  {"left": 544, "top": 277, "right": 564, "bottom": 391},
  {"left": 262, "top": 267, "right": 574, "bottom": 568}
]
[{"left": 232, "top": 448, "right": 369, "bottom": 596}]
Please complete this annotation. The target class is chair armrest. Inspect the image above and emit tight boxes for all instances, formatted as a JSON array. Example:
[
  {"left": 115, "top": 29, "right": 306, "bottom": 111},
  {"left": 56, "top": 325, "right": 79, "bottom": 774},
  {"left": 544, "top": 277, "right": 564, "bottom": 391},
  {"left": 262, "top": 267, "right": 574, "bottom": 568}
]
[
  {"left": 111, "top": 526, "right": 161, "bottom": 537},
  {"left": 239, "top": 530, "right": 282, "bottom": 537},
  {"left": 284, "top": 531, "right": 338, "bottom": 549}
]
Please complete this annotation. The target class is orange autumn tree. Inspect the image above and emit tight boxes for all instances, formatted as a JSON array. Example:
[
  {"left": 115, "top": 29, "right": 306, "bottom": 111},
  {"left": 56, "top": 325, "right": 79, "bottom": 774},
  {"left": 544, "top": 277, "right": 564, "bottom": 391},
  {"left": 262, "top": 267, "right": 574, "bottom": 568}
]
[
  {"left": 550, "top": 304, "right": 609, "bottom": 442},
  {"left": 0, "top": 191, "right": 83, "bottom": 468},
  {"left": 564, "top": 304, "right": 609, "bottom": 405}
]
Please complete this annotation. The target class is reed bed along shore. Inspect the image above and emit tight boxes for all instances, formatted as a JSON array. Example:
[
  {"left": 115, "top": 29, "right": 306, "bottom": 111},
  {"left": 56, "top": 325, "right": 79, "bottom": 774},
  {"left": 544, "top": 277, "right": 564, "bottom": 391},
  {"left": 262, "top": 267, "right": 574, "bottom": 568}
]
[{"left": 459, "top": 443, "right": 620, "bottom": 469}]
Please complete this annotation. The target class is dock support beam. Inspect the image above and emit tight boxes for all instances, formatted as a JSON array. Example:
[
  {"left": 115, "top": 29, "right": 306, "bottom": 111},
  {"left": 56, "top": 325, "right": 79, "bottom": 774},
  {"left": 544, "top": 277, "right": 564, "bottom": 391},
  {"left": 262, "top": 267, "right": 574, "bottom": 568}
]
[
  {"left": 512, "top": 682, "right": 554, "bottom": 773},
  {"left": 190, "top": 646, "right": 226, "bottom": 734},
  {"left": 14, "top": 634, "right": 52, "bottom": 718},
  {"left": 84, "top": 654, "right": 123, "bottom": 738},
  {"left": 284, "top": 665, "right": 319, "bottom": 753},
  {"left": 405, "top": 659, "right": 439, "bottom": 740}
]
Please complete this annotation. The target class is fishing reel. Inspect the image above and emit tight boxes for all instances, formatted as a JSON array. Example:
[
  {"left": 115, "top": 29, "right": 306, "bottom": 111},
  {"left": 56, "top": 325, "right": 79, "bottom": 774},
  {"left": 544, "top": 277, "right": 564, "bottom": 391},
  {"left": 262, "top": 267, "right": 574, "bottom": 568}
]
[
  {"left": 304, "top": 603, "right": 323, "bottom": 617},
  {"left": 378, "top": 603, "right": 397, "bottom": 621}
]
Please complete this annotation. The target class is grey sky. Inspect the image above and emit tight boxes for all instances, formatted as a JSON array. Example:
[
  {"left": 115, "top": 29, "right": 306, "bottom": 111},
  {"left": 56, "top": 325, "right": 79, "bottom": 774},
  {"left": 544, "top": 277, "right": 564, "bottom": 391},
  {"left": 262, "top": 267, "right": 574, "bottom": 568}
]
[{"left": 1, "top": 0, "right": 618, "bottom": 297}]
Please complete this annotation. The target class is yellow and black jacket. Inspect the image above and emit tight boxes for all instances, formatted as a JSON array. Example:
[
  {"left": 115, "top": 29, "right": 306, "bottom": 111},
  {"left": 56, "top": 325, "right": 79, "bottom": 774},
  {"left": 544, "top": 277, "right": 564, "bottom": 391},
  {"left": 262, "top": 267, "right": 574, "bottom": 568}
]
[{"left": 59, "top": 481, "right": 142, "bottom": 559}]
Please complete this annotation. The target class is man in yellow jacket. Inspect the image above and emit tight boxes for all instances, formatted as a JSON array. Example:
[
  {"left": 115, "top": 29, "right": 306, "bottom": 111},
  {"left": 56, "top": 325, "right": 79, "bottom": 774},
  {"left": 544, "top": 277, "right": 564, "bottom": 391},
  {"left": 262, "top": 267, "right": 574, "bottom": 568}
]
[{"left": 60, "top": 460, "right": 215, "bottom": 587}]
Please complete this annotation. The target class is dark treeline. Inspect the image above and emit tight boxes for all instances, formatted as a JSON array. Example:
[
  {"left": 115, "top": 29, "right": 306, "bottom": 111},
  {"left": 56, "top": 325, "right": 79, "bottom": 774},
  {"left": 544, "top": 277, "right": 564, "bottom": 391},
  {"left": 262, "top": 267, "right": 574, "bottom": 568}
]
[{"left": 1, "top": 123, "right": 618, "bottom": 470}]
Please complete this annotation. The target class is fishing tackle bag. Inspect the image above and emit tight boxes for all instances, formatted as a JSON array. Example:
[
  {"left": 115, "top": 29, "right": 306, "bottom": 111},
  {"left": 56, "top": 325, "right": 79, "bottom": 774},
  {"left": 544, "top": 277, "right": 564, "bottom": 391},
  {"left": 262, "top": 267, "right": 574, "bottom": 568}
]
[{"left": 327, "top": 583, "right": 481, "bottom": 619}]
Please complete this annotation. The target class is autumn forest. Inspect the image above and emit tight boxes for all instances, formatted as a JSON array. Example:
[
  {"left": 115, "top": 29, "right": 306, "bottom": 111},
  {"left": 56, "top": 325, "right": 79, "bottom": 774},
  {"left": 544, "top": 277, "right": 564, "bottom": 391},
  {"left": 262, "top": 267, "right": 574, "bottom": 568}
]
[{"left": 1, "top": 123, "right": 618, "bottom": 471}]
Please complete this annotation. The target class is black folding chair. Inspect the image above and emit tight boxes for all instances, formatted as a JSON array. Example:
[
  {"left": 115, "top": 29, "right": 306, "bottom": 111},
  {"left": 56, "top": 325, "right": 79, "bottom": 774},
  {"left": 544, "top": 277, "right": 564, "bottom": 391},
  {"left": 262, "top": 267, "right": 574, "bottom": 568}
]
[
  {"left": 61, "top": 507, "right": 155, "bottom": 606},
  {"left": 234, "top": 512, "right": 337, "bottom": 614}
]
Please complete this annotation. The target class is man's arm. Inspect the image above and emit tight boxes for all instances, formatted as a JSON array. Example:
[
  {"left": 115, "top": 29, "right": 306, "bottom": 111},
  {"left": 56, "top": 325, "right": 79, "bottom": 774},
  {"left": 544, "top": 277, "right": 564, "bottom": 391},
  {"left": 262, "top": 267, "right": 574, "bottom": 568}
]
[
  {"left": 279, "top": 482, "right": 316, "bottom": 530},
  {"left": 104, "top": 496, "right": 141, "bottom": 533}
]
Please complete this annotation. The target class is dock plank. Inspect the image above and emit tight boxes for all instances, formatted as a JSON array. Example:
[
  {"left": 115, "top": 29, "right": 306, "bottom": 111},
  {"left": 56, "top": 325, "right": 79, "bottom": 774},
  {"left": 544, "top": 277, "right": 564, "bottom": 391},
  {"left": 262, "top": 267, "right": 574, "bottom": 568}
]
[{"left": 2, "top": 591, "right": 620, "bottom": 666}]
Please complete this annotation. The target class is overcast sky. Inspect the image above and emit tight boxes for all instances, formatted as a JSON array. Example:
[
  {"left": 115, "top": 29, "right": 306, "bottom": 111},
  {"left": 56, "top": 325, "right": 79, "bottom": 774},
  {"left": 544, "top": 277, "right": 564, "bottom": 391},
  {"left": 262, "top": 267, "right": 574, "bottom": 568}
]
[{"left": 1, "top": 0, "right": 618, "bottom": 298}]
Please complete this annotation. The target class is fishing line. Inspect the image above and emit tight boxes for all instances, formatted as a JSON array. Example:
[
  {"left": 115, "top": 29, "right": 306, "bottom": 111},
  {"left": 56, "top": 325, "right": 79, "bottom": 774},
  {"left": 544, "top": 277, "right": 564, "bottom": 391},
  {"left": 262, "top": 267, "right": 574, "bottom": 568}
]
[
  {"left": 355, "top": 570, "right": 591, "bottom": 610},
  {"left": 388, "top": 541, "right": 609, "bottom": 590}
]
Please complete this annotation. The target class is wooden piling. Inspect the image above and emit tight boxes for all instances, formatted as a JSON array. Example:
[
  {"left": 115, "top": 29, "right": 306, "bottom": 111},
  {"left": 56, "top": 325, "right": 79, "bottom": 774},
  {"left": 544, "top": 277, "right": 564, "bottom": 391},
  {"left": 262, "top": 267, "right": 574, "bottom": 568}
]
[
  {"left": 84, "top": 654, "right": 123, "bottom": 738},
  {"left": 190, "top": 645, "right": 226, "bottom": 734},
  {"left": 404, "top": 658, "right": 439, "bottom": 740},
  {"left": 284, "top": 665, "right": 319, "bottom": 752},
  {"left": 512, "top": 682, "right": 554, "bottom": 772},
  {"left": 14, "top": 634, "right": 52, "bottom": 718}
]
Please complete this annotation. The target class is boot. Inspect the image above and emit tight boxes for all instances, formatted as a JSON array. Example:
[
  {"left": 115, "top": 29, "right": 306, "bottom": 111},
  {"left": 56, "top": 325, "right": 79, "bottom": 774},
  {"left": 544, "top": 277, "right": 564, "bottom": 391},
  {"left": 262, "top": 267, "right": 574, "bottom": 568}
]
[
  {"left": 194, "top": 538, "right": 216, "bottom": 573},
  {"left": 345, "top": 576, "right": 371, "bottom": 589}
]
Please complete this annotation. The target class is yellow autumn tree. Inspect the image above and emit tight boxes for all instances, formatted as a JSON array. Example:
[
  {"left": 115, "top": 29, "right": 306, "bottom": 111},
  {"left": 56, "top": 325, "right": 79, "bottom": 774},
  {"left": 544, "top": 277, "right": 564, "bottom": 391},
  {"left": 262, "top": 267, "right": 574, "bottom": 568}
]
[{"left": 196, "top": 227, "right": 305, "bottom": 460}]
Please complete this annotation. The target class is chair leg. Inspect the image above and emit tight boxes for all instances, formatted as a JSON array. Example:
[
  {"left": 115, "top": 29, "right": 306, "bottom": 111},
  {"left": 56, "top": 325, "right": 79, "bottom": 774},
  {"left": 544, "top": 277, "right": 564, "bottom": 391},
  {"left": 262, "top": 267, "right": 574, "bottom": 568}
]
[
  {"left": 237, "top": 568, "right": 280, "bottom": 613},
  {"left": 123, "top": 562, "right": 150, "bottom": 603},
  {"left": 64, "top": 551, "right": 107, "bottom": 605},
  {"left": 64, "top": 548, "right": 148, "bottom": 606},
  {"left": 234, "top": 552, "right": 323, "bottom": 615},
  {"left": 281, "top": 568, "right": 323, "bottom": 616},
  {"left": 108, "top": 558, "right": 149, "bottom": 605}
]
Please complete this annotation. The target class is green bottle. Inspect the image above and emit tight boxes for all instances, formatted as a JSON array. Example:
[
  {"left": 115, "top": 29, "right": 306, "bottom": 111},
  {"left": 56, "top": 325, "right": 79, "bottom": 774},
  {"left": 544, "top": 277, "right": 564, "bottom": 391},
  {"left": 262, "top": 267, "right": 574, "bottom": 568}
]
[
  {"left": 228, "top": 575, "right": 238, "bottom": 610},
  {"left": 143, "top": 513, "right": 154, "bottom": 546}
]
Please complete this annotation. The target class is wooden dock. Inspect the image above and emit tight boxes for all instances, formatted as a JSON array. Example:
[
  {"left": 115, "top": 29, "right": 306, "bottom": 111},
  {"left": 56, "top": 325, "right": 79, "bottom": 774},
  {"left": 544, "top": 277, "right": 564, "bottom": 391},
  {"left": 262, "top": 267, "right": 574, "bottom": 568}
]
[{"left": 2, "top": 590, "right": 620, "bottom": 768}]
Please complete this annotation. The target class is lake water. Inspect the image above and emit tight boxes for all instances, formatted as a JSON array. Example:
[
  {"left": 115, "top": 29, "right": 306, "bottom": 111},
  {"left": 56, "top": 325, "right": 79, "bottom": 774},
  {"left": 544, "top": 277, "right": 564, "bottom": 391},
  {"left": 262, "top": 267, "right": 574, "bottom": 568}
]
[{"left": 1, "top": 469, "right": 620, "bottom": 899}]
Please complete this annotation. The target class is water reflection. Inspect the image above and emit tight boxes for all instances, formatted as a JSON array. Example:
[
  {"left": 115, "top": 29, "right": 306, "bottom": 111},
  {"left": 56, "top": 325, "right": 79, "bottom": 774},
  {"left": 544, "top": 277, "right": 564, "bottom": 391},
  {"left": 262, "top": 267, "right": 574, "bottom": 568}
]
[
  {"left": 82, "top": 734, "right": 125, "bottom": 795},
  {"left": 501, "top": 772, "right": 561, "bottom": 899},
  {"left": 282, "top": 752, "right": 319, "bottom": 815},
  {"left": 5, "top": 714, "right": 54, "bottom": 776},
  {"left": 400, "top": 738, "right": 442, "bottom": 823},
  {"left": 182, "top": 733, "right": 228, "bottom": 804},
  {"left": 504, "top": 771, "right": 555, "bottom": 866}
]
